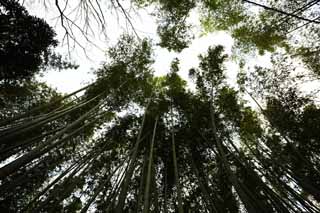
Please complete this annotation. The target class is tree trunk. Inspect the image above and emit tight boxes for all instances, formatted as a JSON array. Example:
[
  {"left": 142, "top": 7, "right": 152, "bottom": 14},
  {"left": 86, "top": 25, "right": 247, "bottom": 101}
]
[
  {"left": 171, "top": 124, "right": 183, "bottom": 213},
  {"left": 143, "top": 116, "right": 158, "bottom": 213},
  {"left": 115, "top": 101, "right": 150, "bottom": 212},
  {"left": 189, "top": 153, "right": 218, "bottom": 213},
  {"left": 209, "top": 103, "right": 258, "bottom": 213},
  {"left": 0, "top": 102, "right": 104, "bottom": 179}
]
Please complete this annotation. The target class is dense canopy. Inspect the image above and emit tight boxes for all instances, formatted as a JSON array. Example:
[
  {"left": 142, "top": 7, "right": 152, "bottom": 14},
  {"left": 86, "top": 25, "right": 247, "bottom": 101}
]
[{"left": 1, "top": 0, "right": 320, "bottom": 212}]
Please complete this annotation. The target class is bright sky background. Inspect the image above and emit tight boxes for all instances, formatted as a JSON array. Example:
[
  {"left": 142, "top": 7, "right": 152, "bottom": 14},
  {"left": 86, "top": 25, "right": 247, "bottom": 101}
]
[{"left": 23, "top": 0, "right": 271, "bottom": 94}]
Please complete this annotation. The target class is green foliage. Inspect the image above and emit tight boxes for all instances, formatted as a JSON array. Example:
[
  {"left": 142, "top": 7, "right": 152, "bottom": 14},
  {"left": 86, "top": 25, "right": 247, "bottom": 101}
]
[
  {"left": 294, "top": 46, "right": 320, "bottom": 76},
  {"left": 0, "top": 0, "right": 57, "bottom": 82},
  {"left": 239, "top": 107, "right": 262, "bottom": 142},
  {"left": 190, "top": 45, "right": 228, "bottom": 98},
  {"left": 42, "top": 52, "right": 79, "bottom": 71},
  {"left": 232, "top": 25, "right": 287, "bottom": 55},
  {"left": 1, "top": 0, "right": 320, "bottom": 211},
  {"left": 0, "top": 0, "right": 77, "bottom": 84},
  {"left": 156, "top": 0, "right": 195, "bottom": 52},
  {"left": 0, "top": 81, "right": 61, "bottom": 119},
  {"left": 1, "top": 39, "right": 320, "bottom": 211},
  {"left": 200, "top": 0, "right": 246, "bottom": 32},
  {"left": 85, "top": 34, "right": 154, "bottom": 108},
  {"left": 138, "top": 0, "right": 320, "bottom": 66}
]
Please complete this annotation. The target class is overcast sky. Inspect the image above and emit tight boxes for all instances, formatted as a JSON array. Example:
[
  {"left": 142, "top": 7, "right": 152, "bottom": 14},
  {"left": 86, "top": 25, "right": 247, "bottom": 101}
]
[{"left": 23, "top": 0, "right": 271, "bottom": 94}]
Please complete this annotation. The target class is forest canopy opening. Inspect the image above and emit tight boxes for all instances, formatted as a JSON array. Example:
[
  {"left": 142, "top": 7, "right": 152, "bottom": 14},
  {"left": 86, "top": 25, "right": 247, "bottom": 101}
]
[{"left": 1, "top": 0, "right": 320, "bottom": 212}]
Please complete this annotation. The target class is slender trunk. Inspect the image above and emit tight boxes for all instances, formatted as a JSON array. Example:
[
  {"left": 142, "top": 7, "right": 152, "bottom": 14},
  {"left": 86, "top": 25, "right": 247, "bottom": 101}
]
[
  {"left": 1, "top": 92, "right": 97, "bottom": 132},
  {"left": 163, "top": 160, "right": 168, "bottom": 213},
  {"left": 245, "top": 88, "right": 320, "bottom": 176},
  {"left": 209, "top": 103, "right": 258, "bottom": 212},
  {"left": 24, "top": 154, "right": 92, "bottom": 211},
  {"left": 30, "top": 162, "right": 88, "bottom": 211},
  {"left": 107, "top": 156, "right": 133, "bottom": 212},
  {"left": 0, "top": 92, "right": 102, "bottom": 143},
  {"left": 0, "top": 100, "right": 73, "bottom": 133},
  {"left": 80, "top": 161, "right": 125, "bottom": 213},
  {"left": 34, "top": 161, "right": 92, "bottom": 212},
  {"left": 1, "top": 79, "right": 128, "bottom": 144},
  {"left": 0, "top": 127, "right": 64, "bottom": 160},
  {"left": 171, "top": 133, "right": 183, "bottom": 213},
  {"left": 0, "top": 132, "right": 52, "bottom": 162},
  {"left": 281, "top": 178, "right": 319, "bottom": 213},
  {"left": 115, "top": 101, "right": 150, "bottom": 212},
  {"left": 239, "top": 137, "right": 315, "bottom": 212},
  {"left": 228, "top": 139, "right": 291, "bottom": 212},
  {"left": 136, "top": 148, "right": 148, "bottom": 213},
  {"left": 170, "top": 98, "right": 183, "bottom": 213},
  {"left": 153, "top": 164, "right": 159, "bottom": 213},
  {"left": 143, "top": 117, "right": 158, "bottom": 213},
  {"left": 189, "top": 153, "right": 218, "bottom": 213},
  {"left": 0, "top": 102, "right": 104, "bottom": 179},
  {"left": 2, "top": 152, "right": 85, "bottom": 202},
  {"left": 136, "top": 149, "right": 148, "bottom": 213},
  {"left": 24, "top": 139, "right": 114, "bottom": 211},
  {"left": 194, "top": 147, "right": 223, "bottom": 212},
  {"left": 0, "top": 83, "right": 94, "bottom": 127}
]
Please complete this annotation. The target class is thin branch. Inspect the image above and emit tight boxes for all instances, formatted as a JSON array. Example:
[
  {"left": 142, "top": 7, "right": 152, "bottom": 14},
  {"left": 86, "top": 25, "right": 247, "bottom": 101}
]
[
  {"left": 243, "top": 0, "right": 320, "bottom": 24},
  {"left": 114, "top": 0, "right": 141, "bottom": 40}
]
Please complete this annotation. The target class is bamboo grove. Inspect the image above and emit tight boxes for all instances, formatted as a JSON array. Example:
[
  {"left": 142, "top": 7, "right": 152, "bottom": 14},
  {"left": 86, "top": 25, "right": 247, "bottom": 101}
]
[
  {"left": 1, "top": 0, "right": 320, "bottom": 212},
  {"left": 0, "top": 35, "right": 319, "bottom": 212}
]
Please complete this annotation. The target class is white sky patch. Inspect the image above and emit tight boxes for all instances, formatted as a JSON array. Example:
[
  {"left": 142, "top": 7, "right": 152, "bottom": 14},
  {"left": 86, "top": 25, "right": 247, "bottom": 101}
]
[
  {"left": 179, "top": 32, "right": 235, "bottom": 88},
  {"left": 23, "top": 1, "right": 273, "bottom": 95}
]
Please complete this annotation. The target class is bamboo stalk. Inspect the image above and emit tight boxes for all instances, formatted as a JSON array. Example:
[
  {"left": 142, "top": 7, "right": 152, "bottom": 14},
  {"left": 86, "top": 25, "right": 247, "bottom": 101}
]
[
  {"left": 170, "top": 103, "right": 183, "bottom": 213},
  {"left": 115, "top": 100, "right": 150, "bottom": 212},
  {"left": 0, "top": 101, "right": 105, "bottom": 179},
  {"left": 143, "top": 116, "right": 158, "bottom": 213}
]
